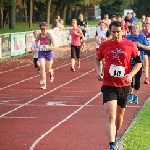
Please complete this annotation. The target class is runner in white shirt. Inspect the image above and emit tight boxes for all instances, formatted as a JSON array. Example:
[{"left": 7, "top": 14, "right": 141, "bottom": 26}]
[
  {"left": 95, "top": 20, "right": 108, "bottom": 74},
  {"left": 31, "top": 30, "right": 43, "bottom": 84},
  {"left": 95, "top": 20, "right": 108, "bottom": 51}
]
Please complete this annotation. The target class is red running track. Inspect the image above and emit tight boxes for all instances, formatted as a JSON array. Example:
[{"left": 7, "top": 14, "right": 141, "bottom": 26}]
[{"left": 0, "top": 50, "right": 149, "bottom": 150}]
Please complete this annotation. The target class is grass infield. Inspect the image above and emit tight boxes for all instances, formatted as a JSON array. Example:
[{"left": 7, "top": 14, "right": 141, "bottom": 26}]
[{"left": 123, "top": 98, "right": 150, "bottom": 150}]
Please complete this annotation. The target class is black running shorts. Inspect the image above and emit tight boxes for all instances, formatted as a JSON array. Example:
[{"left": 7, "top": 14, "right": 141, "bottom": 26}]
[{"left": 101, "top": 85, "right": 132, "bottom": 108}]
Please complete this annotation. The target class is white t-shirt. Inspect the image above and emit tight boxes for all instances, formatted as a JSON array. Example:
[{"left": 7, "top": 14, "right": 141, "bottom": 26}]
[
  {"left": 31, "top": 41, "right": 38, "bottom": 58},
  {"left": 106, "top": 19, "right": 111, "bottom": 25},
  {"left": 95, "top": 28, "right": 108, "bottom": 48}
]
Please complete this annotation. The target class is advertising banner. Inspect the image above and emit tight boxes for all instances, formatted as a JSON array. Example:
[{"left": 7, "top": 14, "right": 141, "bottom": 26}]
[
  {"left": 49, "top": 29, "right": 59, "bottom": 47},
  {"left": 1, "top": 34, "right": 11, "bottom": 58},
  {"left": 25, "top": 31, "right": 35, "bottom": 52},
  {"left": 11, "top": 32, "right": 26, "bottom": 56}
]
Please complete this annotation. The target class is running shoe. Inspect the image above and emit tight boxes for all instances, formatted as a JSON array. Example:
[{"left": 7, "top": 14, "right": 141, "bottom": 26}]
[
  {"left": 50, "top": 76, "right": 54, "bottom": 82},
  {"left": 49, "top": 72, "right": 54, "bottom": 82},
  {"left": 144, "top": 78, "right": 149, "bottom": 84},
  {"left": 128, "top": 94, "right": 134, "bottom": 103},
  {"left": 71, "top": 67, "right": 75, "bottom": 72},
  {"left": 77, "top": 63, "right": 80, "bottom": 69},
  {"left": 133, "top": 95, "right": 138, "bottom": 104},
  {"left": 109, "top": 144, "right": 118, "bottom": 150},
  {"left": 114, "top": 134, "right": 118, "bottom": 149},
  {"left": 39, "top": 79, "right": 43, "bottom": 84},
  {"left": 41, "top": 84, "right": 46, "bottom": 89}
]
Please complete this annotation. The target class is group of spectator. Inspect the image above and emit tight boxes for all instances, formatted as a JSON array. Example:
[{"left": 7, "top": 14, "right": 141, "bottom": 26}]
[{"left": 52, "top": 15, "right": 65, "bottom": 30}]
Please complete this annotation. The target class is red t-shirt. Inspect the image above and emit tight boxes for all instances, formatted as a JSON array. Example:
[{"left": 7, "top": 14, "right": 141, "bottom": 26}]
[
  {"left": 96, "top": 38, "right": 138, "bottom": 87},
  {"left": 145, "top": 32, "right": 150, "bottom": 45}
]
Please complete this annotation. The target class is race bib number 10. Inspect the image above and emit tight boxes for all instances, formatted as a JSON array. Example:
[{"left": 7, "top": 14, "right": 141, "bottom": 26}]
[
  {"left": 39, "top": 45, "right": 48, "bottom": 51},
  {"left": 109, "top": 64, "right": 125, "bottom": 78}
]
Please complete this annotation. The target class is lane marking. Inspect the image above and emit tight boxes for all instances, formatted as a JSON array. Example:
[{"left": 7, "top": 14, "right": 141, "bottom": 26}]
[
  {"left": 0, "top": 54, "right": 95, "bottom": 91},
  {"left": 29, "top": 92, "right": 101, "bottom": 150},
  {"left": 0, "top": 64, "right": 31, "bottom": 74},
  {"left": 0, "top": 69, "right": 95, "bottom": 118}
]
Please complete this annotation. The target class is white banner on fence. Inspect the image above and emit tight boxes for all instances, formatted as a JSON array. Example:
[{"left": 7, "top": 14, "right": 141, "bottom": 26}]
[
  {"left": 25, "top": 31, "right": 35, "bottom": 49},
  {"left": 11, "top": 32, "right": 26, "bottom": 56},
  {"left": 24, "top": 26, "right": 96, "bottom": 51}
]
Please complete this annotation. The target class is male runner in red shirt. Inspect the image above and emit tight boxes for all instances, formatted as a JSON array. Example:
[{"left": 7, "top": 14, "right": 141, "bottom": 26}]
[{"left": 95, "top": 21, "right": 142, "bottom": 150}]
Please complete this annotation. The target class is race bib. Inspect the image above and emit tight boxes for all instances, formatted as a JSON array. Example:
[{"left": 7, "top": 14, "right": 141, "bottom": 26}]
[
  {"left": 80, "top": 26, "right": 85, "bottom": 30},
  {"left": 147, "top": 38, "right": 150, "bottom": 45},
  {"left": 39, "top": 45, "right": 48, "bottom": 51},
  {"left": 109, "top": 64, "right": 125, "bottom": 78}
]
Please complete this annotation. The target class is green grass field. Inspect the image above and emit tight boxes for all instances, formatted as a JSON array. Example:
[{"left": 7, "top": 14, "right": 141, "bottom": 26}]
[
  {"left": 0, "top": 20, "right": 99, "bottom": 34},
  {"left": 123, "top": 99, "right": 150, "bottom": 150}
]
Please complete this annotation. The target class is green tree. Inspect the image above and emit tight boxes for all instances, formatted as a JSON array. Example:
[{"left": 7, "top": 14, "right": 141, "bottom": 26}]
[
  {"left": 29, "top": 0, "right": 33, "bottom": 28},
  {"left": 0, "top": 0, "right": 3, "bottom": 28},
  {"left": 131, "top": 0, "right": 150, "bottom": 18},
  {"left": 100, "top": 0, "right": 136, "bottom": 19}
]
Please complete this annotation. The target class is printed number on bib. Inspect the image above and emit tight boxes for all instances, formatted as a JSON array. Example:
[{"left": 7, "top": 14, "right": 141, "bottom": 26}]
[
  {"left": 39, "top": 45, "right": 48, "bottom": 51},
  {"left": 109, "top": 64, "right": 125, "bottom": 78}
]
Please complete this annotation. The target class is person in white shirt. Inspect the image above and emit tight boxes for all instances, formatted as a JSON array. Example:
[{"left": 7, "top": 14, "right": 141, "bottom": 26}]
[
  {"left": 95, "top": 20, "right": 108, "bottom": 73},
  {"left": 95, "top": 20, "right": 108, "bottom": 51},
  {"left": 31, "top": 30, "right": 43, "bottom": 84}
]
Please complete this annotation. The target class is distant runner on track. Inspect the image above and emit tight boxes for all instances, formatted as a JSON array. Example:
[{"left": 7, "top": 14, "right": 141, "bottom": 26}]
[
  {"left": 36, "top": 22, "right": 56, "bottom": 89},
  {"left": 68, "top": 19, "right": 84, "bottom": 72}
]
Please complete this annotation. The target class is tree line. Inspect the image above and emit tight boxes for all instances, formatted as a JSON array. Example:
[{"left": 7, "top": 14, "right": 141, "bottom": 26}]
[{"left": 0, "top": 0, "right": 149, "bottom": 29}]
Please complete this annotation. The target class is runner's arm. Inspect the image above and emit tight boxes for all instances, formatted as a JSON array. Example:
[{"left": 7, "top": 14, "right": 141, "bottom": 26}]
[
  {"left": 48, "top": 33, "right": 56, "bottom": 49},
  {"left": 130, "top": 55, "right": 142, "bottom": 77},
  {"left": 95, "top": 55, "right": 103, "bottom": 74},
  {"left": 36, "top": 34, "right": 40, "bottom": 48},
  {"left": 136, "top": 42, "right": 150, "bottom": 50}
]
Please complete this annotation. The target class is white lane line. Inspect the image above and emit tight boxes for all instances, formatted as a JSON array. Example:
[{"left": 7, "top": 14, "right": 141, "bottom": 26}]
[
  {"left": 0, "top": 69, "right": 95, "bottom": 118},
  {"left": 29, "top": 92, "right": 101, "bottom": 150},
  {"left": 0, "top": 63, "right": 72, "bottom": 91},
  {"left": 0, "top": 64, "right": 31, "bottom": 74},
  {"left": 0, "top": 54, "right": 95, "bottom": 91}
]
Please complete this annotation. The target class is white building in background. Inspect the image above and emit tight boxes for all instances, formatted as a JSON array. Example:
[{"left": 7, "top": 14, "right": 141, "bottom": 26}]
[
  {"left": 84, "top": 5, "right": 101, "bottom": 20},
  {"left": 95, "top": 5, "right": 101, "bottom": 18},
  {"left": 124, "top": 9, "right": 133, "bottom": 17}
]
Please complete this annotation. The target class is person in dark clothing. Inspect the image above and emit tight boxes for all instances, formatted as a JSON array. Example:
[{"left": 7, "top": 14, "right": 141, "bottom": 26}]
[
  {"left": 77, "top": 14, "right": 88, "bottom": 50},
  {"left": 52, "top": 16, "right": 60, "bottom": 29},
  {"left": 124, "top": 12, "right": 133, "bottom": 32}
]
